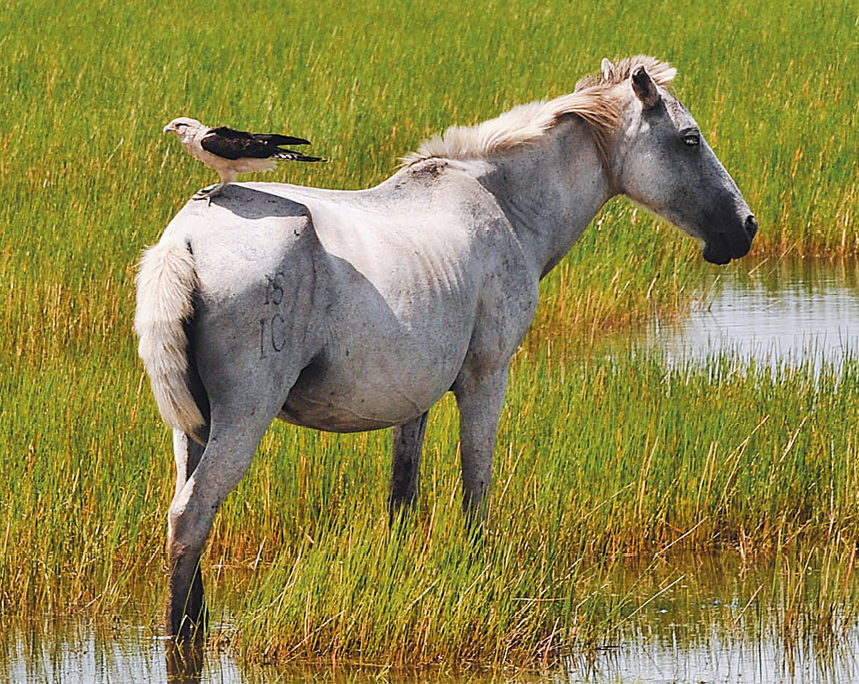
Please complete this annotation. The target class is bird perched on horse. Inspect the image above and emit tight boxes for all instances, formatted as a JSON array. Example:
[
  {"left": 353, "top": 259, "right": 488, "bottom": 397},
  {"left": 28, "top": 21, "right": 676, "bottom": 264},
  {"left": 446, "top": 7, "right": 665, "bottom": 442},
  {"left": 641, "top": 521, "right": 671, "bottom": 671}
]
[{"left": 163, "top": 117, "right": 326, "bottom": 200}]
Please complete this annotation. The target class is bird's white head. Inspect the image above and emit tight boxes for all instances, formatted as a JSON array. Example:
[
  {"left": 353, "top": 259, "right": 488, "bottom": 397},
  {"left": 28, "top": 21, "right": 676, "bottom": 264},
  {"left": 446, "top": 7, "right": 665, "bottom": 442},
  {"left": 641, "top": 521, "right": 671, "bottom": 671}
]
[{"left": 163, "top": 117, "right": 206, "bottom": 145}]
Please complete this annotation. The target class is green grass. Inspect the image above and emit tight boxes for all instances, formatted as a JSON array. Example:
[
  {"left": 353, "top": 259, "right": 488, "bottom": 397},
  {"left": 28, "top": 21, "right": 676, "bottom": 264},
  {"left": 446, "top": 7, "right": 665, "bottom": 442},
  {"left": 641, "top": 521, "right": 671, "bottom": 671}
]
[
  {"left": 5, "top": 343, "right": 859, "bottom": 666},
  {"left": 1, "top": 0, "right": 858, "bottom": 671},
  {"left": 225, "top": 350, "right": 859, "bottom": 667}
]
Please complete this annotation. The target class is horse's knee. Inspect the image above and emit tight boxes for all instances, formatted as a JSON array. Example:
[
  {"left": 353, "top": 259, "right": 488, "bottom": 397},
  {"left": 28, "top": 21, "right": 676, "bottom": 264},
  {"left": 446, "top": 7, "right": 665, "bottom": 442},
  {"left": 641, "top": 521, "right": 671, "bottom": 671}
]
[
  {"left": 168, "top": 493, "right": 209, "bottom": 549},
  {"left": 389, "top": 453, "right": 420, "bottom": 511},
  {"left": 462, "top": 476, "right": 489, "bottom": 510}
]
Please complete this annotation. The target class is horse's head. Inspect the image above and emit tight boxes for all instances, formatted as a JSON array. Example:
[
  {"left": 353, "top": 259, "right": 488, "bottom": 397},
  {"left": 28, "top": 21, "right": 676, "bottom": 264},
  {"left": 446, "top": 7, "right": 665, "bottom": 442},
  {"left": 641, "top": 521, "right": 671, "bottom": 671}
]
[{"left": 611, "top": 63, "right": 757, "bottom": 264}]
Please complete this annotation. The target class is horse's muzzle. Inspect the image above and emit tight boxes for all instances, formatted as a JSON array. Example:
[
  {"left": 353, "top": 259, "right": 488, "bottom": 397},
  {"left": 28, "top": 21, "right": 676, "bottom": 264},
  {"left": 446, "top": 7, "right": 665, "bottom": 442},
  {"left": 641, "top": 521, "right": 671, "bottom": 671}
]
[{"left": 702, "top": 213, "right": 757, "bottom": 265}]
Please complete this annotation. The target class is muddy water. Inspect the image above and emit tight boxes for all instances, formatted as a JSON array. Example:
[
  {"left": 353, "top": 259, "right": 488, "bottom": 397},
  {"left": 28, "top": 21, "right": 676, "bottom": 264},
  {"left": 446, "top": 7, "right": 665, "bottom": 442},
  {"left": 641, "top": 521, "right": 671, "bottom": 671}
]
[{"left": 6, "top": 259, "right": 859, "bottom": 683}]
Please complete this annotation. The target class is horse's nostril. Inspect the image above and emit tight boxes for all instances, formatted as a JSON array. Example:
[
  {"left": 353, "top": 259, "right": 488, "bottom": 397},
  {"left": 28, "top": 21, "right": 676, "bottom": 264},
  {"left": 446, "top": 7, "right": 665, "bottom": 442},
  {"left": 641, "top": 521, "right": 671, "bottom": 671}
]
[{"left": 745, "top": 214, "right": 758, "bottom": 239}]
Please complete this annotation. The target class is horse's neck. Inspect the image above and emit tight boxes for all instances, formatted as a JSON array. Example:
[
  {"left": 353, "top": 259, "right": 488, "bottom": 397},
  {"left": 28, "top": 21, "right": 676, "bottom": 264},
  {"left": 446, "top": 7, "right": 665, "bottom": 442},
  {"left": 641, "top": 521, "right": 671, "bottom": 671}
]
[{"left": 475, "top": 122, "right": 612, "bottom": 279}]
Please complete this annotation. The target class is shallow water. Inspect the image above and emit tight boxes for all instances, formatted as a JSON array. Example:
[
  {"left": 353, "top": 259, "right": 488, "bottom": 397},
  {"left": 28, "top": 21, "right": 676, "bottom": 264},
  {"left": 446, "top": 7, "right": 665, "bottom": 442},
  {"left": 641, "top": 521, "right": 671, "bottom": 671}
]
[
  {"left": 564, "top": 550, "right": 859, "bottom": 684},
  {"left": 638, "top": 258, "right": 859, "bottom": 366},
  {"left": 2, "top": 615, "right": 247, "bottom": 684},
  {"left": 6, "top": 553, "right": 859, "bottom": 684},
  {"left": 7, "top": 258, "right": 859, "bottom": 684}
]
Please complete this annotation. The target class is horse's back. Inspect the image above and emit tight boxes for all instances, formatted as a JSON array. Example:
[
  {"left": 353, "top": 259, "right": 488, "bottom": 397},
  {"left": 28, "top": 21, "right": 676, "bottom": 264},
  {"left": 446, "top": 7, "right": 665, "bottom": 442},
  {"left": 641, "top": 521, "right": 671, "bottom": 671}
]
[{"left": 156, "top": 168, "right": 530, "bottom": 434}]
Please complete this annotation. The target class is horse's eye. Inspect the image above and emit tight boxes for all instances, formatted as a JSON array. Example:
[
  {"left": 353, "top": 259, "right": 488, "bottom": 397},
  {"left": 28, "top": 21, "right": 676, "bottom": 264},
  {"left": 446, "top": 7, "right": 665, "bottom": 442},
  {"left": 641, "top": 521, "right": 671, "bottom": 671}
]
[{"left": 683, "top": 133, "right": 700, "bottom": 147}]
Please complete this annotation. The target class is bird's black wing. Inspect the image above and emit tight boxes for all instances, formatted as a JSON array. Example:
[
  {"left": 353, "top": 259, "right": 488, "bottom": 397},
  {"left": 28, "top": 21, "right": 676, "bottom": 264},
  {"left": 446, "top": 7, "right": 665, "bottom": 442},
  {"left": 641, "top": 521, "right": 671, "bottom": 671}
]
[
  {"left": 200, "top": 127, "right": 271, "bottom": 160},
  {"left": 202, "top": 127, "right": 311, "bottom": 160},
  {"left": 255, "top": 133, "right": 311, "bottom": 147}
]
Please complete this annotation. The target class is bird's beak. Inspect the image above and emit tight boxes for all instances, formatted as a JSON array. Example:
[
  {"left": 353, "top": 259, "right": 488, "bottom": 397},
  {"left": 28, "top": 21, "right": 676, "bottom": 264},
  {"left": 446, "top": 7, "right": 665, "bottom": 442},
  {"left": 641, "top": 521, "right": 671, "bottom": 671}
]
[{"left": 163, "top": 124, "right": 173, "bottom": 134}]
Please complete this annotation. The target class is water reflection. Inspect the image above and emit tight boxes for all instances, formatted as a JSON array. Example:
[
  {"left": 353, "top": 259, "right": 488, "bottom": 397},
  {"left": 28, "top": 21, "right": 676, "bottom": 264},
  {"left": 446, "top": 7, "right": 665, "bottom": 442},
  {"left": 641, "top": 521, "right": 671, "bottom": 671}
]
[
  {"left": 2, "top": 616, "right": 243, "bottom": 684},
  {"left": 6, "top": 549, "right": 859, "bottom": 684},
  {"left": 640, "top": 259, "right": 859, "bottom": 366},
  {"left": 564, "top": 633, "right": 859, "bottom": 684},
  {"left": 558, "top": 550, "right": 859, "bottom": 684}
]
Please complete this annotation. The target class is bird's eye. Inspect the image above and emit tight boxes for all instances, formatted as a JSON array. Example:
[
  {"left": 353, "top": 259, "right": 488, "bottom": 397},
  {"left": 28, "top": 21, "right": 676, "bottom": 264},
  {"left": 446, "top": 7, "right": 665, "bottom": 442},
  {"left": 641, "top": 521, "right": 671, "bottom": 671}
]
[{"left": 683, "top": 132, "right": 700, "bottom": 147}]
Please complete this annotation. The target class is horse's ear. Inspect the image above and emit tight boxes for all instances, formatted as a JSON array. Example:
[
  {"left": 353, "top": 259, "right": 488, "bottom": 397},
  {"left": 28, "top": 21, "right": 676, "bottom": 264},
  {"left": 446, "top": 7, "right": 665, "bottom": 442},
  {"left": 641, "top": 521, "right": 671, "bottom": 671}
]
[
  {"left": 631, "top": 65, "right": 661, "bottom": 109},
  {"left": 600, "top": 58, "right": 615, "bottom": 82}
]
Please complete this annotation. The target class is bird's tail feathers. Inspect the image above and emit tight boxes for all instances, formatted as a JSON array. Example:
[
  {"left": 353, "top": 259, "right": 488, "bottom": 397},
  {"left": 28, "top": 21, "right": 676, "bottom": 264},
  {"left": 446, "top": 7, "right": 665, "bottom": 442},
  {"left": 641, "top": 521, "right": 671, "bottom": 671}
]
[{"left": 275, "top": 151, "right": 327, "bottom": 163}]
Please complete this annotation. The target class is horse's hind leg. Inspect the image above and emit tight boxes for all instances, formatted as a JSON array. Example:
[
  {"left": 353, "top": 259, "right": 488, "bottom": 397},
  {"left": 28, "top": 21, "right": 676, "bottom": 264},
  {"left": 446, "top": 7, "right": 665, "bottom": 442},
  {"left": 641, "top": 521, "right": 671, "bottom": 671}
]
[
  {"left": 388, "top": 411, "right": 429, "bottom": 520},
  {"left": 173, "top": 429, "right": 205, "bottom": 495},
  {"left": 166, "top": 430, "right": 208, "bottom": 639},
  {"left": 166, "top": 420, "right": 269, "bottom": 640}
]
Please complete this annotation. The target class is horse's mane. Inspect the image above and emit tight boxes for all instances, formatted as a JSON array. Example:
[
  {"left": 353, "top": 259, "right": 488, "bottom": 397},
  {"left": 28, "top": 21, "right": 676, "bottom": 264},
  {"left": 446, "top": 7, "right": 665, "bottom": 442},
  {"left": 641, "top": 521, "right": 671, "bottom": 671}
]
[{"left": 402, "top": 56, "right": 676, "bottom": 167}]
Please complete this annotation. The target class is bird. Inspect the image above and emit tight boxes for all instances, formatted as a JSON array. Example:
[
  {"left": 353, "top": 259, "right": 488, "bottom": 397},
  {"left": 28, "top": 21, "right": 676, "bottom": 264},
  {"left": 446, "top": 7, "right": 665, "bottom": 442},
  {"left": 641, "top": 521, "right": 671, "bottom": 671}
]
[{"left": 163, "top": 117, "right": 325, "bottom": 200}]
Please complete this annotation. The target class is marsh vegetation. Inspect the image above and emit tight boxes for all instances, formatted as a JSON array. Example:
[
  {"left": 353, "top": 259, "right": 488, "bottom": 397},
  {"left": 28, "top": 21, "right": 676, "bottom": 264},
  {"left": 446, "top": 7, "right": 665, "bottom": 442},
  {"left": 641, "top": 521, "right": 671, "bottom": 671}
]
[{"left": 1, "top": 0, "right": 858, "bottom": 675}]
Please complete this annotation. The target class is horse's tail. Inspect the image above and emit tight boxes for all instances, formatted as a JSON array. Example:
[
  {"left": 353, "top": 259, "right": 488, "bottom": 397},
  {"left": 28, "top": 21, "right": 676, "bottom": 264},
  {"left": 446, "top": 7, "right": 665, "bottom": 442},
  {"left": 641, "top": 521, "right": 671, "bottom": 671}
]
[{"left": 134, "top": 237, "right": 206, "bottom": 443}]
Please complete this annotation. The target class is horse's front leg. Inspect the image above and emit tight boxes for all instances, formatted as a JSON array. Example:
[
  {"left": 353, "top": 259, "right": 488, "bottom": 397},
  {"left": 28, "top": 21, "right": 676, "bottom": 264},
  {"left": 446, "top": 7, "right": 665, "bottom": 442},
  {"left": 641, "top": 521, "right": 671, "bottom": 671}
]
[
  {"left": 453, "top": 366, "right": 509, "bottom": 522},
  {"left": 389, "top": 411, "right": 429, "bottom": 520}
]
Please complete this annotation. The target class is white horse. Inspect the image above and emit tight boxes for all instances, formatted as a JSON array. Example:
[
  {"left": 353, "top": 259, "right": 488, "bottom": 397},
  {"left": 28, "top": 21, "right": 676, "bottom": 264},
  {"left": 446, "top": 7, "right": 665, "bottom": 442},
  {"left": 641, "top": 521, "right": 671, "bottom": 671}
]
[{"left": 135, "top": 56, "right": 756, "bottom": 640}]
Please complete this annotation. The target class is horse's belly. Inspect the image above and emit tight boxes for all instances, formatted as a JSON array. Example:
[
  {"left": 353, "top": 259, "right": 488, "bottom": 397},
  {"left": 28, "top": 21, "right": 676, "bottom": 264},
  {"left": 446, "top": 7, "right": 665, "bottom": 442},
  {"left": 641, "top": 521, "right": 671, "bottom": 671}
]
[
  {"left": 278, "top": 360, "right": 453, "bottom": 433},
  {"left": 277, "top": 397, "right": 396, "bottom": 433}
]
